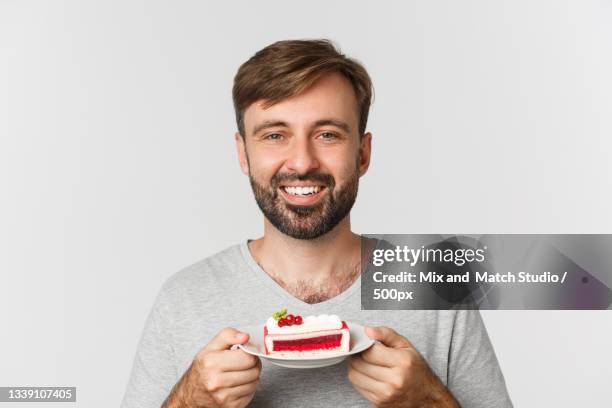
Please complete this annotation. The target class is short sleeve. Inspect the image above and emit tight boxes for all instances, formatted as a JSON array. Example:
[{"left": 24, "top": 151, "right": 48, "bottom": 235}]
[
  {"left": 121, "top": 283, "right": 179, "bottom": 408},
  {"left": 447, "top": 310, "right": 513, "bottom": 408}
]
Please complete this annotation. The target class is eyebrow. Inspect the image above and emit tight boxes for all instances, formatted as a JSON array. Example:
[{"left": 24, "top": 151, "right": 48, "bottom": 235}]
[
  {"left": 251, "top": 118, "right": 352, "bottom": 137},
  {"left": 252, "top": 120, "right": 289, "bottom": 136},
  {"left": 314, "top": 119, "right": 351, "bottom": 133}
]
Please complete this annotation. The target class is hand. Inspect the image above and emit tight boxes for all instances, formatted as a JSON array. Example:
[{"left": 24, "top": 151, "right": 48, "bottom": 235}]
[
  {"left": 164, "top": 327, "right": 261, "bottom": 408},
  {"left": 348, "top": 326, "right": 459, "bottom": 408}
]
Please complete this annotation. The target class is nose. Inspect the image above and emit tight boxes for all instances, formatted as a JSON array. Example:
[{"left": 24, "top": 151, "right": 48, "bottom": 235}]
[{"left": 285, "top": 135, "right": 320, "bottom": 175}]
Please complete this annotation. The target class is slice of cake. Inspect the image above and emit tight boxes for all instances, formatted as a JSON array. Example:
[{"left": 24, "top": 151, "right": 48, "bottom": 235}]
[{"left": 263, "top": 308, "right": 350, "bottom": 356}]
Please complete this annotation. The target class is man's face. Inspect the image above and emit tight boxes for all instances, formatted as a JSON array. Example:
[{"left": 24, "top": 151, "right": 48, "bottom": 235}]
[{"left": 235, "top": 72, "right": 372, "bottom": 239}]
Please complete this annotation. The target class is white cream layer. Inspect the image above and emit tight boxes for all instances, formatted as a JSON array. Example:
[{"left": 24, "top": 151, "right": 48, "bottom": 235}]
[{"left": 265, "top": 314, "right": 342, "bottom": 335}]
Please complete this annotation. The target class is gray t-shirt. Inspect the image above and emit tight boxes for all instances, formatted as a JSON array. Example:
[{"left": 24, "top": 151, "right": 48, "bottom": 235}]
[{"left": 121, "top": 242, "right": 513, "bottom": 407}]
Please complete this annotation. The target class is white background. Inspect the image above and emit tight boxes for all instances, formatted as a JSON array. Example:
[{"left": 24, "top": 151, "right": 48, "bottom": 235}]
[{"left": 1, "top": 1, "right": 611, "bottom": 407}]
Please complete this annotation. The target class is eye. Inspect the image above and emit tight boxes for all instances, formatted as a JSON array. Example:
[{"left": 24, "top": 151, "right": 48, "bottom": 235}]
[
  {"left": 319, "top": 132, "right": 338, "bottom": 141},
  {"left": 264, "top": 133, "right": 284, "bottom": 141}
]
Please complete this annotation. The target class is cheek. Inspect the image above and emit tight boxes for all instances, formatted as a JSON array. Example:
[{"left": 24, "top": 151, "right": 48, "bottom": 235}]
[
  {"left": 336, "top": 163, "right": 359, "bottom": 186},
  {"left": 318, "top": 147, "right": 359, "bottom": 181},
  {"left": 247, "top": 148, "right": 285, "bottom": 180}
]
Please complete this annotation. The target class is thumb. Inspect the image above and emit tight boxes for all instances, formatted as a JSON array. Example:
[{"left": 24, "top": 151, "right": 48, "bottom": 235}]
[
  {"left": 365, "top": 325, "right": 413, "bottom": 349},
  {"left": 205, "top": 327, "right": 250, "bottom": 352}
]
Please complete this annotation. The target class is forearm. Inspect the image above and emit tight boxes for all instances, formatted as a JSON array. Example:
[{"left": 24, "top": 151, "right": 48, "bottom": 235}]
[
  {"left": 162, "top": 362, "right": 199, "bottom": 408},
  {"left": 417, "top": 374, "right": 461, "bottom": 408}
]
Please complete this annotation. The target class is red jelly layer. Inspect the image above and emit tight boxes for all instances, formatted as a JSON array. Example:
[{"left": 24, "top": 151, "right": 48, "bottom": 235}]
[{"left": 273, "top": 334, "right": 342, "bottom": 351}]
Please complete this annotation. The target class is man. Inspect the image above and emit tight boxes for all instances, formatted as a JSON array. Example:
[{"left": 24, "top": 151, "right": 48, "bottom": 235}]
[{"left": 121, "top": 39, "right": 513, "bottom": 408}]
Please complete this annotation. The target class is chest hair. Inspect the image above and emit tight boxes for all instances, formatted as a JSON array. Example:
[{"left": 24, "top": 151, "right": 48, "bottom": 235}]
[{"left": 263, "top": 262, "right": 362, "bottom": 304}]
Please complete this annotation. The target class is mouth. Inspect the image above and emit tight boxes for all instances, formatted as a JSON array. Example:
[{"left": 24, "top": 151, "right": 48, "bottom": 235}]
[{"left": 279, "top": 184, "right": 328, "bottom": 206}]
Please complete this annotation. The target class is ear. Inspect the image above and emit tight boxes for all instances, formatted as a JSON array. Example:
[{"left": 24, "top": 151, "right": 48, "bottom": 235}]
[
  {"left": 358, "top": 132, "right": 372, "bottom": 177},
  {"left": 235, "top": 132, "right": 249, "bottom": 175}
]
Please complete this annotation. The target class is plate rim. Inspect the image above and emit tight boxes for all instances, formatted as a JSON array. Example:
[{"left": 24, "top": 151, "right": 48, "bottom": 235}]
[{"left": 236, "top": 321, "right": 374, "bottom": 361}]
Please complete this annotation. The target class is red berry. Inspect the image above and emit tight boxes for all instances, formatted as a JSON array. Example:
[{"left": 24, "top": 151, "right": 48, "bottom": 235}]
[
  {"left": 294, "top": 315, "right": 303, "bottom": 325},
  {"left": 285, "top": 314, "right": 294, "bottom": 325},
  {"left": 278, "top": 318, "right": 286, "bottom": 327}
]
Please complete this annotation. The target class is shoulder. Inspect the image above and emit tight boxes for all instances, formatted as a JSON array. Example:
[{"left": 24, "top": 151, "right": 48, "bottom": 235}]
[{"left": 157, "top": 243, "right": 246, "bottom": 302}]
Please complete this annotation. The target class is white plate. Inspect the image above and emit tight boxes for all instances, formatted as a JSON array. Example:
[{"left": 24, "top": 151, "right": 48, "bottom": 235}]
[{"left": 235, "top": 321, "right": 374, "bottom": 369}]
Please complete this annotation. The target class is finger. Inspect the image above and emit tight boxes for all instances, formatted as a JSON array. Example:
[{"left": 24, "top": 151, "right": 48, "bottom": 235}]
[
  {"left": 232, "top": 393, "right": 256, "bottom": 408},
  {"left": 226, "top": 381, "right": 258, "bottom": 399},
  {"left": 350, "top": 355, "right": 395, "bottom": 383},
  {"left": 348, "top": 364, "right": 387, "bottom": 395},
  {"left": 360, "top": 343, "right": 404, "bottom": 367},
  {"left": 213, "top": 381, "right": 258, "bottom": 408},
  {"left": 365, "top": 326, "right": 413, "bottom": 349},
  {"left": 204, "top": 327, "right": 250, "bottom": 352},
  {"left": 215, "top": 366, "right": 261, "bottom": 388},
  {"left": 355, "top": 388, "right": 380, "bottom": 406},
  {"left": 207, "top": 349, "right": 260, "bottom": 371}
]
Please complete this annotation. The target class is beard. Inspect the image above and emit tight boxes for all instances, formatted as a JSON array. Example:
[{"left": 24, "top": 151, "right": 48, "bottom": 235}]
[{"left": 248, "top": 163, "right": 359, "bottom": 240}]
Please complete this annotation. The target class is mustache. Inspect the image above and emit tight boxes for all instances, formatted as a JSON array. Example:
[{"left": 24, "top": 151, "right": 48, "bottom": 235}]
[{"left": 271, "top": 171, "right": 335, "bottom": 188}]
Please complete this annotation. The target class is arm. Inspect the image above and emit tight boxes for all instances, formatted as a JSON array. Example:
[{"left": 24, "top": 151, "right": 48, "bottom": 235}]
[
  {"left": 161, "top": 361, "right": 194, "bottom": 408},
  {"left": 121, "top": 283, "right": 260, "bottom": 408},
  {"left": 446, "top": 310, "right": 513, "bottom": 408},
  {"left": 348, "top": 326, "right": 460, "bottom": 408},
  {"left": 161, "top": 328, "right": 261, "bottom": 408},
  {"left": 121, "top": 286, "right": 181, "bottom": 408}
]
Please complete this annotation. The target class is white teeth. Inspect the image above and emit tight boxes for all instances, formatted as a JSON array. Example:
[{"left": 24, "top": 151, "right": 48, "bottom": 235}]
[{"left": 284, "top": 186, "right": 322, "bottom": 196}]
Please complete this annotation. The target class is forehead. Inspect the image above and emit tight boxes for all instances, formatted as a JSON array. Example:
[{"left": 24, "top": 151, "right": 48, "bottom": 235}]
[{"left": 243, "top": 72, "right": 359, "bottom": 135}]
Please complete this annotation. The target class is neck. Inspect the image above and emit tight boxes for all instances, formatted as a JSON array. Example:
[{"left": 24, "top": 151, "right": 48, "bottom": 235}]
[{"left": 248, "top": 216, "right": 361, "bottom": 284}]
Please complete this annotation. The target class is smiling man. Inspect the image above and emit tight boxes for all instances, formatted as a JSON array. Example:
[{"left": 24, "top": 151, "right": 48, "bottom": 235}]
[{"left": 121, "top": 39, "right": 513, "bottom": 408}]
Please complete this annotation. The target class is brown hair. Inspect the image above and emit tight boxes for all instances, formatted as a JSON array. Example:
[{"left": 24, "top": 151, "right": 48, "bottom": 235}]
[{"left": 232, "top": 39, "right": 373, "bottom": 137}]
